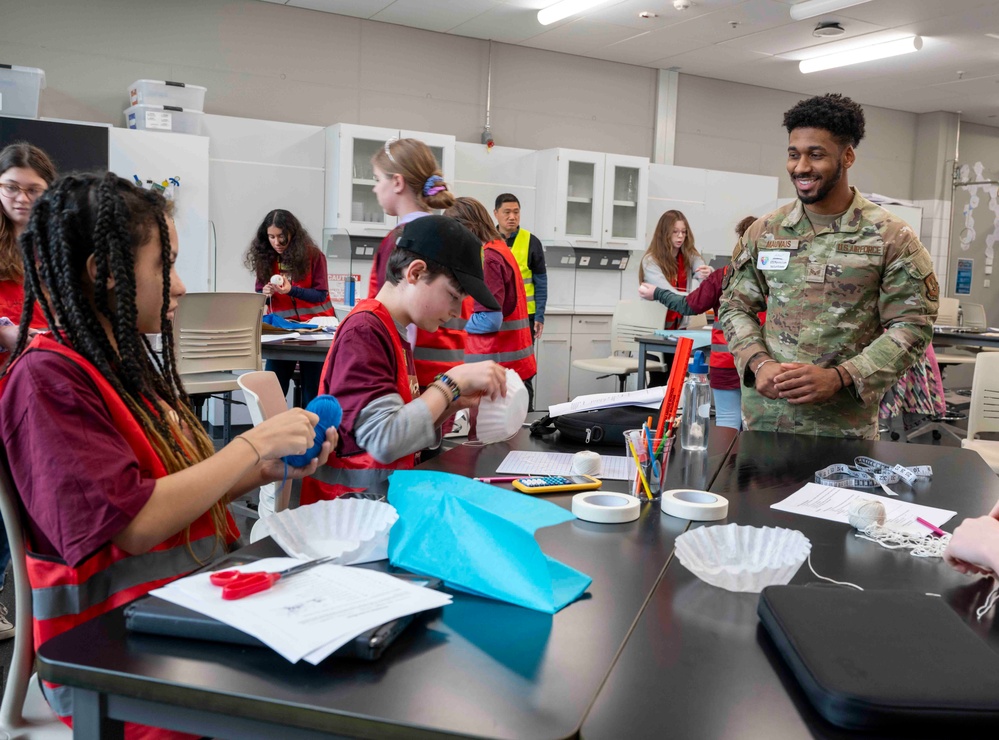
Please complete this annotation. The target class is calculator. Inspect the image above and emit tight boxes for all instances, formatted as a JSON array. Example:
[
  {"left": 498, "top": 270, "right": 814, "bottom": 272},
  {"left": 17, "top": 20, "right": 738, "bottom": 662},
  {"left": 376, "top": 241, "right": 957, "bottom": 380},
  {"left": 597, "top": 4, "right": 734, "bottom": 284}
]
[{"left": 512, "top": 475, "right": 602, "bottom": 495}]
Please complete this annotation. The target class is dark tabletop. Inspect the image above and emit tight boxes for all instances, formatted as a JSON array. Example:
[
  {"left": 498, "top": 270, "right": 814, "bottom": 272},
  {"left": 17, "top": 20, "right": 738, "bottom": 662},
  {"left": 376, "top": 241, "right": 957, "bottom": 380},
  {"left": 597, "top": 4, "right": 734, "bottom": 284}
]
[
  {"left": 582, "top": 432, "right": 999, "bottom": 740},
  {"left": 37, "top": 426, "right": 736, "bottom": 740},
  {"left": 261, "top": 337, "right": 332, "bottom": 363}
]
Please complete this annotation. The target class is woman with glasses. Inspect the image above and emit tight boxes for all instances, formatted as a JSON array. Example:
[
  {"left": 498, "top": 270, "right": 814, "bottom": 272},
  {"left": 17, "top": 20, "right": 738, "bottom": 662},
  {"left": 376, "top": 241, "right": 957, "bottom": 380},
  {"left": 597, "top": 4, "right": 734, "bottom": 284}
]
[{"left": 0, "top": 143, "right": 56, "bottom": 346}]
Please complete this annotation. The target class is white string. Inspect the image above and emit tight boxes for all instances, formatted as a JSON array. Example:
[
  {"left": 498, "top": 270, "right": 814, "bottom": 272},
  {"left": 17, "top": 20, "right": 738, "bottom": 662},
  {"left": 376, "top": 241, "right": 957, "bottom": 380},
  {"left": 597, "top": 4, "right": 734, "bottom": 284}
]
[
  {"left": 977, "top": 585, "right": 999, "bottom": 621},
  {"left": 807, "top": 553, "right": 864, "bottom": 591},
  {"left": 854, "top": 524, "right": 951, "bottom": 558}
]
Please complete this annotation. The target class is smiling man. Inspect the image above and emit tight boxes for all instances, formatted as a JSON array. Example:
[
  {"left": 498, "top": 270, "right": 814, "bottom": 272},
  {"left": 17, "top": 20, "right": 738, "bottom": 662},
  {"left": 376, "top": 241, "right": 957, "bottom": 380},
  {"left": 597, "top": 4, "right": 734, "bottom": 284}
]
[{"left": 718, "top": 93, "right": 939, "bottom": 439}]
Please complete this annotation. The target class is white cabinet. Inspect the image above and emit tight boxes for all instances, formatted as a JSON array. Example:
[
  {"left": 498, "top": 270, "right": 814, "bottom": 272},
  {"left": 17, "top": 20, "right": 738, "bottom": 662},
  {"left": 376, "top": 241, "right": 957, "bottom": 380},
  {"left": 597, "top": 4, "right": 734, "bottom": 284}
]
[
  {"left": 535, "top": 316, "right": 572, "bottom": 410},
  {"left": 325, "top": 123, "right": 456, "bottom": 237},
  {"left": 568, "top": 314, "right": 617, "bottom": 400},
  {"left": 534, "top": 149, "right": 648, "bottom": 251}
]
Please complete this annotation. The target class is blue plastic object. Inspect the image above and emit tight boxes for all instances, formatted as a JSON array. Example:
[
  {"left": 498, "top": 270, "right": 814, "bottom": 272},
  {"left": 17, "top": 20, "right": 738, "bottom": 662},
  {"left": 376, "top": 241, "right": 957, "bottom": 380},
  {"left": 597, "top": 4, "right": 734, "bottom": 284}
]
[
  {"left": 688, "top": 349, "right": 709, "bottom": 374},
  {"left": 284, "top": 395, "right": 342, "bottom": 467}
]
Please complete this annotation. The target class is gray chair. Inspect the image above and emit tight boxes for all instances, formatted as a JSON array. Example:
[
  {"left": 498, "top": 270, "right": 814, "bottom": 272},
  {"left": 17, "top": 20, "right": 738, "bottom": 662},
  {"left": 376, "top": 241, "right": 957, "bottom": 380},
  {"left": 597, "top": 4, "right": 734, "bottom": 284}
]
[
  {"left": 174, "top": 293, "right": 266, "bottom": 443},
  {"left": 571, "top": 300, "right": 668, "bottom": 392}
]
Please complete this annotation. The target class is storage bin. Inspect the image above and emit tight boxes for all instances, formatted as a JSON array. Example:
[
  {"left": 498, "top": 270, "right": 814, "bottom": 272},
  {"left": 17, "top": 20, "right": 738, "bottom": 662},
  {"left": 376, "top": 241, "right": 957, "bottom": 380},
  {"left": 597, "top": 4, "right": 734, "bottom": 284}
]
[
  {"left": 0, "top": 65, "right": 45, "bottom": 119},
  {"left": 128, "top": 79, "right": 206, "bottom": 111},
  {"left": 124, "top": 104, "right": 204, "bottom": 136}
]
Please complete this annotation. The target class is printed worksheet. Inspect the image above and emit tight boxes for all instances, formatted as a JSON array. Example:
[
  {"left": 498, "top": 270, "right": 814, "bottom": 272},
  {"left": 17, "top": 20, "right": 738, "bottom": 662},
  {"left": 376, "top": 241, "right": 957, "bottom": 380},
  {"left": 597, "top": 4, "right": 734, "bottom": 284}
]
[
  {"left": 771, "top": 483, "right": 956, "bottom": 536},
  {"left": 548, "top": 386, "right": 665, "bottom": 418},
  {"left": 496, "top": 451, "right": 636, "bottom": 481}
]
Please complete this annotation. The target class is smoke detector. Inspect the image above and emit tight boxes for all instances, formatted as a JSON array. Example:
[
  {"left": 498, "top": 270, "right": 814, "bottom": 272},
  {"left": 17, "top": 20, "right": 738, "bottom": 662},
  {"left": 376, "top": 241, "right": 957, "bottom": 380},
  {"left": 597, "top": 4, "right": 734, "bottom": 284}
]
[
  {"left": 639, "top": 11, "right": 659, "bottom": 19},
  {"left": 673, "top": 0, "right": 691, "bottom": 10},
  {"left": 813, "top": 22, "right": 846, "bottom": 38}
]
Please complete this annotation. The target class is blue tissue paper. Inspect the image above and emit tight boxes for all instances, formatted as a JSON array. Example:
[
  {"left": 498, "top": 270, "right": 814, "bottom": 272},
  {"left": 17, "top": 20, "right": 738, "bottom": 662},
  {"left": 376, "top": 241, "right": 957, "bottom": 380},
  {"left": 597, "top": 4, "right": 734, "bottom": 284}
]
[
  {"left": 387, "top": 471, "right": 592, "bottom": 614},
  {"left": 262, "top": 314, "right": 319, "bottom": 331}
]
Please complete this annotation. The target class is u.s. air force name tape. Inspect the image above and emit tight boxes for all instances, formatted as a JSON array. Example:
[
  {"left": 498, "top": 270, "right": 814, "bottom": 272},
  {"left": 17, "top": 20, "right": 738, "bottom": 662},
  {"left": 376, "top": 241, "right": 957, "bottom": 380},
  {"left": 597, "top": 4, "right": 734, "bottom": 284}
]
[
  {"left": 572, "top": 492, "right": 640, "bottom": 524},
  {"left": 660, "top": 489, "right": 729, "bottom": 521},
  {"left": 815, "top": 456, "right": 932, "bottom": 497}
]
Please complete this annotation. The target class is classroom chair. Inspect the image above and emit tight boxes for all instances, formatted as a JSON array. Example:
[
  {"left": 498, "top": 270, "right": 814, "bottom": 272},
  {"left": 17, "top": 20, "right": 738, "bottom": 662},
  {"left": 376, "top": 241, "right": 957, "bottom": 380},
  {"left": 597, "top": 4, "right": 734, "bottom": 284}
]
[
  {"left": 962, "top": 352, "right": 999, "bottom": 474},
  {"left": 0, "top": 455, "right": 72, "bottom": 739},
  {"left": 932, "top": 297, "right": 979, "bottom": 367},
  {"left": 571, "top": 300, "right": 668, "bottom": 392},
  {"left": 237, "top": 371, "right": 293, "bottom": 517},
  {"left": 174, "top": 293, "right": 266, "bottom": 444}
]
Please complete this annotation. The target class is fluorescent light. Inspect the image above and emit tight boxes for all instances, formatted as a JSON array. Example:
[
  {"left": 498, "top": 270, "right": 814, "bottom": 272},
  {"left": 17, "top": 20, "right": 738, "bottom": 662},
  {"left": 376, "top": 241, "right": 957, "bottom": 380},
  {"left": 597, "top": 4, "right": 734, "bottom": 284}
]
[
  {"left": 538, "top": 0, "right": 611, "bottom": 26},
  {"left": 789, "top": 0, "right": 873, "bottom": 22},
  {"left": 799, "top": 35, "right": 922, "bottom": 73}
]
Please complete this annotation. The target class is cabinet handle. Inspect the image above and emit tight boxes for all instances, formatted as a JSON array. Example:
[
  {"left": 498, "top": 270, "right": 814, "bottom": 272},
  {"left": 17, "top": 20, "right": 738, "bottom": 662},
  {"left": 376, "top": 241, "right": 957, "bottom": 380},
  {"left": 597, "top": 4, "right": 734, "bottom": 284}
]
[
  {"left": 581, "top": 320, "right": 608, "bottom": 324},
  {"left": 575, "top": 239, "right": 598, "bottom": 244},
  {"left": 606, "top": 240, "right": 628, "bottom": 245}
]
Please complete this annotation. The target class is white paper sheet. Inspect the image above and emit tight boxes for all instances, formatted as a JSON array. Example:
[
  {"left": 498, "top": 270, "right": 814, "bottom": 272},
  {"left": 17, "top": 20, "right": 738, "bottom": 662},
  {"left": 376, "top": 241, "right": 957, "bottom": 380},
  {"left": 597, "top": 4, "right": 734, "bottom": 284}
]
[
  {"left": 260, "top": 332, "right": 300, "bottom": 343},
  {"left": 152, "top": 558, "right": 452, "bottom": 664},
  {"left": 771, "top": 483, "right": 956, "bottom": 537},
  {"left": 496, "top": 451, "right": 636, "bottom": 481},
  {"left": 548, "top": 386, "right": 666, "bottom": 418}
]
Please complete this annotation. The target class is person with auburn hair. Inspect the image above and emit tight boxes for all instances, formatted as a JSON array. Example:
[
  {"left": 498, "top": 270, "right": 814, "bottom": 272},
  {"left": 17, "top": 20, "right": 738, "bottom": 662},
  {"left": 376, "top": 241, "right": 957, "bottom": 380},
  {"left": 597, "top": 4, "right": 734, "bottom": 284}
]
[
  {"left": 445, "top": 197, "right": 536, "bottom": 386},
  {"left": 639, "top": 215, "right": 758, "bottom": 429},
  {"left": 0, "top": 173, "right": 335, "bottom": 738},
  {"left": 639, "top": 209, "right": 712, "bottom": 330},
  {"left": 365, "top": 138, "right": 464, "bottom": 389},
  {"left": 245, "top": 208, "right": 333, "bottom": 406},
  {"left": 0, "top": 142, "right": 56, "bottom": 347}
]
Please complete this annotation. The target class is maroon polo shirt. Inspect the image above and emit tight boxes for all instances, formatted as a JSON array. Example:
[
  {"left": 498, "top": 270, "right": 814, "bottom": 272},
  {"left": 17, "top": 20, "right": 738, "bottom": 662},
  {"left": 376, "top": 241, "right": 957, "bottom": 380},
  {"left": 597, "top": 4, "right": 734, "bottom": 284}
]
[{"left": 476, "top": 247, "right": 517, "bottom": 316}]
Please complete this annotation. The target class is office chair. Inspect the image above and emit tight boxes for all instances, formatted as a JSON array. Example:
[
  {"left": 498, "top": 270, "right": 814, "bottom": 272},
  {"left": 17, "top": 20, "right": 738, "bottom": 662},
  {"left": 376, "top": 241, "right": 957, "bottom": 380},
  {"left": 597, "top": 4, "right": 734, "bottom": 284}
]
[
  {"left": 962, "top": 352, "right": 999, "bottom": 474},
  {"left": 571, "top": 300, "right": 668, "bottom": 392},
  {"left": 174, "top": 293, "right": 266, "bottom": 443},
  {"left": 237, "top": 371, "right": 293, "bottom": 518},
  {"left": 0, "top": 455, "right": 71, "bottom": 739}
]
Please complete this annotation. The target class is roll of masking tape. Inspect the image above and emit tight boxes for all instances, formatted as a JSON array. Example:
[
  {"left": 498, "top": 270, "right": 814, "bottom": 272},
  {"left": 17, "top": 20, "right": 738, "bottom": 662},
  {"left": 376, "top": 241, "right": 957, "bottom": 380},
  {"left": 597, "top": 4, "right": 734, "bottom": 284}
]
[
  {"left": 572, "top": 491, "right": 641, "bottom": 524},
  {"left": 660, "top": 489, "right": 729, "bottom": 521}
]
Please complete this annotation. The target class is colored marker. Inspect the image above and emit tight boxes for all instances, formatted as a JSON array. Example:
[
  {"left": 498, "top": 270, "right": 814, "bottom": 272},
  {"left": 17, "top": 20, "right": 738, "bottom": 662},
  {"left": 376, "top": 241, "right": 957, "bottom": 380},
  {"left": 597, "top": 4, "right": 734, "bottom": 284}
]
[
  {"left": 473, "top": 476, "right": 519, "bottom": 484},
  {"left": 916, "top": 517, "right": 946, "bottom": 537}
]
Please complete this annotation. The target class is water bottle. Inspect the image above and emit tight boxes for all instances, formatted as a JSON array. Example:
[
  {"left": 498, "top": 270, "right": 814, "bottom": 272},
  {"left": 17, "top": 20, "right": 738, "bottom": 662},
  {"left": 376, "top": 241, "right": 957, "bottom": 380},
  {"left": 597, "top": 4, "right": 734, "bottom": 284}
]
[{"left": 680, "top": 350, "right": 711, "bottom": 451}]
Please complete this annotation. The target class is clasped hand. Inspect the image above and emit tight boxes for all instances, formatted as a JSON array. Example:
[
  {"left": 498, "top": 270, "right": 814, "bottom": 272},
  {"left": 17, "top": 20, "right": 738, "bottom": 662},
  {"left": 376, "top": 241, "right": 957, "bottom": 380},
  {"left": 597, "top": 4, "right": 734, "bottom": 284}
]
[{"left": 756, "top": 362, "right": 841, "bottom": 404}]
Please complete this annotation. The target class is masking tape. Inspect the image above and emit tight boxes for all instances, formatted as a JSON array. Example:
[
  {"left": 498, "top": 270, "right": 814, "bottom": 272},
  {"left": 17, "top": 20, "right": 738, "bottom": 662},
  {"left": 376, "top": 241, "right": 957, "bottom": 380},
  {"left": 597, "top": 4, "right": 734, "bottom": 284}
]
[
  {"left": 572, "top": 492, "right": 640, "bottom": 524},
  {"left": 661, "top": 489, "right": 729, "bottom": 522}
]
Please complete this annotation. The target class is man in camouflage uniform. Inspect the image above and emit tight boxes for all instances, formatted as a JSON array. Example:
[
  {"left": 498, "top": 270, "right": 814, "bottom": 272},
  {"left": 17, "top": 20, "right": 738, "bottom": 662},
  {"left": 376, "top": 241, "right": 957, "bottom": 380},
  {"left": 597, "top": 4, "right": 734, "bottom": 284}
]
[{"left": 718, "top": 93, "right": 939, "bottom": 439}]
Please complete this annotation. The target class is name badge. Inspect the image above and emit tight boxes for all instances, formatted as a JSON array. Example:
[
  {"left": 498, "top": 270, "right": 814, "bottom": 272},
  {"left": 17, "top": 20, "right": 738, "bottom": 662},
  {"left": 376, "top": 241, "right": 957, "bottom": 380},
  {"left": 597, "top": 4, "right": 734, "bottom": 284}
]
[
  {"left": 761, "top": 239, "right": 800, "bottom": 250},
  {"left": 758, "top": 251, "right": 790, "bottom": 270}
]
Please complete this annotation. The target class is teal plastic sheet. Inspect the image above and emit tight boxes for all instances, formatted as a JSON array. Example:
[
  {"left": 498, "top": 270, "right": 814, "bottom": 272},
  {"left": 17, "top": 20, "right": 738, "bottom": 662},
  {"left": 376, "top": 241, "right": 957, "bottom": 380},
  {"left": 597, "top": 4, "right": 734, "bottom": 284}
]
[{"left": 387, "top": 471, "right": 592, "bottom": 614}]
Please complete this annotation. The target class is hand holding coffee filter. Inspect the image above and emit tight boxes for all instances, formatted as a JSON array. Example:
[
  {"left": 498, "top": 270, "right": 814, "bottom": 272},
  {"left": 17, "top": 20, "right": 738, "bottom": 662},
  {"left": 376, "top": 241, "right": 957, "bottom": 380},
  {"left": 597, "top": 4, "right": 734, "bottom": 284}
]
[{"left": 475, "top": 369, "right": 529, "bottom": 444}]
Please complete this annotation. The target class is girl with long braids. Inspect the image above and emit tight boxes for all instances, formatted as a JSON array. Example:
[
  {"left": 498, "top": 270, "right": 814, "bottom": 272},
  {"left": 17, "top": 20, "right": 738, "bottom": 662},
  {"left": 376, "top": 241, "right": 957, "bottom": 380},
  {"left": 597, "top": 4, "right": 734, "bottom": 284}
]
[
  {"left": 245, "top": 208, "right": 334, "bottom": 406},
  {"left": 0, "top": 173, "right": 335, "bottom": 739}
]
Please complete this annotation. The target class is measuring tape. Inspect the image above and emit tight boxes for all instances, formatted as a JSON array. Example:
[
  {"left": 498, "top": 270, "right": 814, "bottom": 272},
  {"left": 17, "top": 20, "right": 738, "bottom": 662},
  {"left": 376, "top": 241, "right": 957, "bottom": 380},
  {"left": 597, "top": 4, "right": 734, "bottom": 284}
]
[{"left": 815, "top": 456, "right": 932, "bottom": 496}]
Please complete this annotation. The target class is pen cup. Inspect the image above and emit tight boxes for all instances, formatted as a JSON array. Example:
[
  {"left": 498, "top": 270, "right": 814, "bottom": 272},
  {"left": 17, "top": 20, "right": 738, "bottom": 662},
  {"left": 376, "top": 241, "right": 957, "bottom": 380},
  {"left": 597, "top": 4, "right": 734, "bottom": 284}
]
[{"left": 624, "top": 430, "right": 673, "bottom": 500}]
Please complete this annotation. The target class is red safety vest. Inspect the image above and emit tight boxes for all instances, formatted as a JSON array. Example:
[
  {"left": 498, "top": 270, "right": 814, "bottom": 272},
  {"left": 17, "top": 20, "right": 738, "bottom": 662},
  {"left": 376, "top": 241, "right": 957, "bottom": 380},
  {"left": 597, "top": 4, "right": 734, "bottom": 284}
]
[
  {"left": 0, "top": 335, "right": 234, "bottom": 739},
  {"left": 0, "top": 279, "right": 46, "bottom": 329},
  {"left": 464, "top": 240, "right": 536, "bottom": 381},
  {"left": 368, "top": 227, "right": 401, "bottom": 298},
  {"left": 268, "top": 251, "right": 334, "bottom": 322},
  {"left": 412, "top": 298, "right": 471, "bottom": 389},
  {"left": 300, "top": 299, "right": 416, "bottom": 505}
]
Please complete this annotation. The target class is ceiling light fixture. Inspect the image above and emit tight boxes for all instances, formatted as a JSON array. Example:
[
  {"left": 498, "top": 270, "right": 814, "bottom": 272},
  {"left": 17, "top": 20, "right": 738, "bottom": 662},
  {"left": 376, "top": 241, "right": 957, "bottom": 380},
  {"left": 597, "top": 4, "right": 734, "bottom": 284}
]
[
  {"left": 789, "top": 0, "right": 873, "bottom": 22},
  {"left": 799, "top": 35, "right": 922, "bottom": 73},
  {"left": 537, "top": 0, "right": 612, "bottom": 26}
]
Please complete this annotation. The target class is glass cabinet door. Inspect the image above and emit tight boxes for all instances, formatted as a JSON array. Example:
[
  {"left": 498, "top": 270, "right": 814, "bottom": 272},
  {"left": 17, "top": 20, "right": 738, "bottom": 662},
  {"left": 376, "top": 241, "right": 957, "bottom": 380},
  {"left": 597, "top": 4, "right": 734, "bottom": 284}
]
[
  {"left": 602, "top": 154, "right": 648, "bottom": 251},
  {"left": 555, "top": 149, "right": 604, "bottom": 246},
  {"left": 326, "top": 123, "right": 398, "bottom": 236},
  {"left": 350, "top": 137, "right": 391, "bottom": 228}
]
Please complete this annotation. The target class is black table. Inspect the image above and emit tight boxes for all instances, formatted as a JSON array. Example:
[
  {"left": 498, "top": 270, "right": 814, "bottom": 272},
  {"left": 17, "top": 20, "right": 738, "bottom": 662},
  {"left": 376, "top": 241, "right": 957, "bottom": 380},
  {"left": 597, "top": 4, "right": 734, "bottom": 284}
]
[
  {"left": 634, "top": 332, "right": 712, "bottom": 390},
  {"left": 261, "top": 337, "right": 332, "bottom": 406},
  {"left": 37, "top": 426, "right": 737, "bottom": 740},
  {"left": 583, "top": 432, "right": 999, "bottom": 739},
  {"left": 932, "top": 328, "right": 999, "bottom": 350}
]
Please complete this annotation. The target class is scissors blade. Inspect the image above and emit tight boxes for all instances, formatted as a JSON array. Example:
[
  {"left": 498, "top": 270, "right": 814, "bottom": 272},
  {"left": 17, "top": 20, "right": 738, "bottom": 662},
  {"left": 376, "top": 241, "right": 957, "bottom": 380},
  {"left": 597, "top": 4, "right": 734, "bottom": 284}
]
[{"left": 277, "top": 555, "right": 337, "bottom": 578}]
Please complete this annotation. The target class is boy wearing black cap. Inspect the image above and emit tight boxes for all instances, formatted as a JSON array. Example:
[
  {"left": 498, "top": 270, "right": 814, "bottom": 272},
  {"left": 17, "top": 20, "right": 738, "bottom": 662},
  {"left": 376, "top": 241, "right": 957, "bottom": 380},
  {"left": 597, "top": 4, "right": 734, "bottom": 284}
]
[{"left": 302, "top": 216, "right": 507, "bottom": 503}]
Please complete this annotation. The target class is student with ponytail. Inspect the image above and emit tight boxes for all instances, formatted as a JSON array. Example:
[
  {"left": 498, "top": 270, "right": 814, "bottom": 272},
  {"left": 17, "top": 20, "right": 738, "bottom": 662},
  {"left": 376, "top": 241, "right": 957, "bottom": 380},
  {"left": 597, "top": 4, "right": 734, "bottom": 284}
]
[
  {"left": 0, "top": 173, "right": 335, "bottom": 739},
  {"left": 367, "top": 138, "right": 467, "bottom": 388}
]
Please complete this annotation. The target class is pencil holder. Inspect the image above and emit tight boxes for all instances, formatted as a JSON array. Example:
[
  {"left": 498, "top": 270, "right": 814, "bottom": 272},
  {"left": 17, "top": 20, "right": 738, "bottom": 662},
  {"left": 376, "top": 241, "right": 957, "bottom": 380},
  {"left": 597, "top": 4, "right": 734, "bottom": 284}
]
[{"left": 624, "top": 430, "right": 673, "bottom": 500}]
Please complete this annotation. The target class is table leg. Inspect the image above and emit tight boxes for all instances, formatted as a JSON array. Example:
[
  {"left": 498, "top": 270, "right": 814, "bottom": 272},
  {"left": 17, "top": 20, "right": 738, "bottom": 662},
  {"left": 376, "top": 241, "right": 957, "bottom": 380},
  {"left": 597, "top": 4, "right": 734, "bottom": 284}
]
[
  {"left": 637, "top": 342, "right": 648, "bottom": 391},
  {"left": 73, "top": 689, "right": 124, "bottom": 740}
]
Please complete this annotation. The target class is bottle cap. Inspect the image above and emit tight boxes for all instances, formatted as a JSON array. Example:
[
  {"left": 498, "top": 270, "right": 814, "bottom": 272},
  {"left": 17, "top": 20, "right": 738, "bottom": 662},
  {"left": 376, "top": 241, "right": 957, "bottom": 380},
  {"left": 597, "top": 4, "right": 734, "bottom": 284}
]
[{"left": 688, "top": 349, "right": 709, "bottom": 374}]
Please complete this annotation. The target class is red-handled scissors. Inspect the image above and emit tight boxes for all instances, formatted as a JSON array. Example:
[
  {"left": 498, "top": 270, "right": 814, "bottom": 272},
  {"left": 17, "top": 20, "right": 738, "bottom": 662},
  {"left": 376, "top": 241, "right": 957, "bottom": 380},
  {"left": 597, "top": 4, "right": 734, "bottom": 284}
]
[{"left": 209, "top": 556, "right": 336, "bottom": 600}]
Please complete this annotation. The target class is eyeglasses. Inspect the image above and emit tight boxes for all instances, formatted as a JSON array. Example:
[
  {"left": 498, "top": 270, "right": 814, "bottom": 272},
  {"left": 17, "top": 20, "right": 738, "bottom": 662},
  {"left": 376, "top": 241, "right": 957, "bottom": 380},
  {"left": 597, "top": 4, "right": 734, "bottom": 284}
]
[{"left": 0, "top": 182, "right": 47, "bottom": 200}]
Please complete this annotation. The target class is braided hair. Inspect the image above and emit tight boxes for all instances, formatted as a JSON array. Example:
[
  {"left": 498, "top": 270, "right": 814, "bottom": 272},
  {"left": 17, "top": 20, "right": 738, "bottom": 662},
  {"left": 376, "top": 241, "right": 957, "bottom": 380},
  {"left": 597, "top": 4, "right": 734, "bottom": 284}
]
[{"left": 7, "top": 172, "right": 233, "bottom": 558}]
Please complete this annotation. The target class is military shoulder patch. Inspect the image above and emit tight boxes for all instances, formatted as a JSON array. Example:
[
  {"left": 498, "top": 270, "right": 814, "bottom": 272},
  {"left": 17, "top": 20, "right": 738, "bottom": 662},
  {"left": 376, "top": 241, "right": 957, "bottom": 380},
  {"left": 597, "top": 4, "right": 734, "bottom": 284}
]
[
  {"left": 733, "top": 249, "right": 751, "bottom": 270},
  {"left": 925, "top": 273, "right": 939, "bottom": 301}
]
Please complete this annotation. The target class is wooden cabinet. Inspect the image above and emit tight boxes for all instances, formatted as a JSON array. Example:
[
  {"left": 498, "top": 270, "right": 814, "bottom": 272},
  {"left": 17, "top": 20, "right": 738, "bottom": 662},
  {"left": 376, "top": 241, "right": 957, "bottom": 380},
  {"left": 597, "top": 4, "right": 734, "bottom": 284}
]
[
  {"left": 325, "top": 123, "right": 455, "bottom": 237},
  {"left": 534, "top": 149, "right": 648, "bottom": 251}
]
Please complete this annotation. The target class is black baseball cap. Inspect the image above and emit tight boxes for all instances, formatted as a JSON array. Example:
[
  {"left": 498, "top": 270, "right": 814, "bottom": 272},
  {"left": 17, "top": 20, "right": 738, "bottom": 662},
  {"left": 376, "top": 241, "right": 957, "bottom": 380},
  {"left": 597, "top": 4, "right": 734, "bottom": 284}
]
[{"left": 396, "top": 215, "right": 500, "bottom": 311}]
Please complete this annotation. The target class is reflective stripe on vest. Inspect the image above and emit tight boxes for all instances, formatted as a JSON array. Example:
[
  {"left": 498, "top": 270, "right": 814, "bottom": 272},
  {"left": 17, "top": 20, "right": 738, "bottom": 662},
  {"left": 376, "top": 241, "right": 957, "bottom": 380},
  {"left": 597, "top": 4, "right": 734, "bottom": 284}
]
[
  {"left": 308, "top": 299, "right": 417, "bottom": 505},
  {"left": 414, "top": 346, "right": 466, "bottom": 363},
  {"left": 268, "top": 252, "right": 336, "bottom": 322},
  {"left": 464, "top": 240, "right": 537, "bottom": 381},
  {"left": 270, "top": 297, "right": 335, "bottom": 321},
  {"left": 510, "top": 228, "right": 536, "bottom": 315},
  {"left": 412, "top": 297, "right": 471, "bottom": 388}
]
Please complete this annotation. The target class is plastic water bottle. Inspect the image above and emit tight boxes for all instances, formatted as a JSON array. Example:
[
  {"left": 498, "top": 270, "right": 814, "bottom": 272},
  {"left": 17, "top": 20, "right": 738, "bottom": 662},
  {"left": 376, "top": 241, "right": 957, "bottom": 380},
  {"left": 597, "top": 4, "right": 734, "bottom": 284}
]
[{"left": 680, "top": 350, "right": 711, "bottom": 451}]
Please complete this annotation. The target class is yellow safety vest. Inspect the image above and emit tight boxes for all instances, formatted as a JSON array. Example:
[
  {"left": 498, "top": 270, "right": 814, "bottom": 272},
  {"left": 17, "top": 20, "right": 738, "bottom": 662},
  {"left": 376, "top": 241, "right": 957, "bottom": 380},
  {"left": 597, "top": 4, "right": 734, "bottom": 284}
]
[{"left": 510, "top": 228, "right": 536, "bottom": 315}]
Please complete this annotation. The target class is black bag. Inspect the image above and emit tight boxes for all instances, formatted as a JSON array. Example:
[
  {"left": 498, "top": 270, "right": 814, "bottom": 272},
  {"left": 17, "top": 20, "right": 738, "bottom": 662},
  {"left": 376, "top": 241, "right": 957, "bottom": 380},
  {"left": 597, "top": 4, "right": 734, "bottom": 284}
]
[{"left": 530, "top": 405, "right": 653, "bottom": 446}]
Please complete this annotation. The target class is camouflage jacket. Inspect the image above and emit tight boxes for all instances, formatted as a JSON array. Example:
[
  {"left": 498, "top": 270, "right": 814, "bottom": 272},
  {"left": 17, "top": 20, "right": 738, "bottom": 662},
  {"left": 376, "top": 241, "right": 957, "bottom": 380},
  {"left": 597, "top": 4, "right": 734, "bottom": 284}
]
[{"left": 718, "top": 189, "right": 938, "bottom": 439}]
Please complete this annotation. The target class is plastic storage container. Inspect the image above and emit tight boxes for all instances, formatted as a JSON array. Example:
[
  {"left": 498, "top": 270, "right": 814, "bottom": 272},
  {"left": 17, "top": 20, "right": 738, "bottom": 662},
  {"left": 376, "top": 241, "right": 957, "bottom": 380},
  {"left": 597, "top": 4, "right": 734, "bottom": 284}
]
[
  {"left": 124, "top": 105, "right": 204, "bottom": 136},
  {"left": 680, "top": 350, "right": 711, "bottom": 451},
  {"left": 0, "top": 65, "right": 46, "bottom": 119},
  {"left": 128, "top": 79, "right": 206, "bottom": 111}
]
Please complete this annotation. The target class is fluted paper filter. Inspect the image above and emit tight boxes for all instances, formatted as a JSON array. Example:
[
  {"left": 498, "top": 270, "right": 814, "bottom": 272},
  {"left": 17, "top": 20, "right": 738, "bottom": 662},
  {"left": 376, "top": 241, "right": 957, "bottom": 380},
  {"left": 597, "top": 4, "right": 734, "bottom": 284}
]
[
  {"left": 475, "top": 368, "right": 529, "bottom": 444},
  {"left": 674, "top": 524, "right": 811, "bottom": 593},
  {"left": 251, "top": 499, "right": 398, "bottom": 564}
]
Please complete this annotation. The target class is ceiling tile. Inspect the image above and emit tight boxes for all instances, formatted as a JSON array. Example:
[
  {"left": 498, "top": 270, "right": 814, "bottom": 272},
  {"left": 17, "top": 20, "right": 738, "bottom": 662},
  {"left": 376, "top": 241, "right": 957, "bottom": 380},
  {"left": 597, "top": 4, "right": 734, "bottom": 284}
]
[
  {"left": 522, "top": 18, "right": 642, "bottom": 54},
  {"left": 371, "top": 0, "right": 498, "bottom": 32},
  {"left": 725, "top": 16, "right": 887, "bottom": 56},
  {"left": 596, "top": 26, "right": 707, "bottom": 65},
  {"left": 585, "top": 0, "right": 734, "bottom": 30},
  {"left": 447, "top": 4, "right": 550, "bottom": 43},
  {"left": 287, "top": 0, "right": 395, "bottom": 17}
]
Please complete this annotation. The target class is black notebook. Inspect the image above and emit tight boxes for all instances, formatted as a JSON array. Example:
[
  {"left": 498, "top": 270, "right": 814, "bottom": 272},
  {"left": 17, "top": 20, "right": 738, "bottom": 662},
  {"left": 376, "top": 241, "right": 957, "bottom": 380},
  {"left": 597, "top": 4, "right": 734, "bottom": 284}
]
[{"left": 758, "top": 585, "right": 999, "bottom": 730}]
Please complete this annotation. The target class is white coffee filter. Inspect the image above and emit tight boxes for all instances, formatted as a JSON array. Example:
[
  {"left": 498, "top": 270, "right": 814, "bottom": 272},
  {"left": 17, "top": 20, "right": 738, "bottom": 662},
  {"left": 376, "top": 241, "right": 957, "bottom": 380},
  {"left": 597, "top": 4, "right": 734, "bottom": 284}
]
[
  {"left": 475, "top": 368, "right": 529, "bottom": 444},
  {"left": 674, "top": 524, "right": 811, "bottom": 593},
  {"left": 250, "top": 499, "right": 398, "bottom": 565}
]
